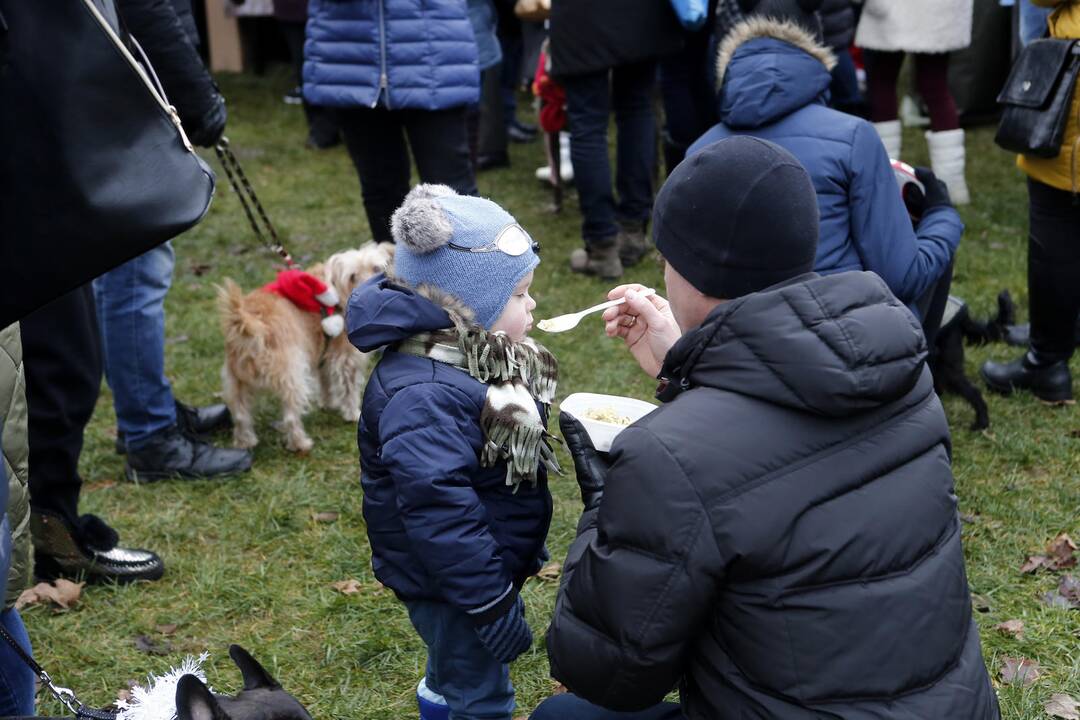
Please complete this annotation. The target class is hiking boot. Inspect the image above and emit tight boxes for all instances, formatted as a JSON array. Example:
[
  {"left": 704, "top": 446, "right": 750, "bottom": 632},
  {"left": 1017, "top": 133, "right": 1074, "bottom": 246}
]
[
  {"left": 32, "top": 511, "right": 164, "bottom": 584},
  {"left": 569, "top": 245, "right": 623, "bottom": 280},
  {"left": 617, "top": 220, "right": 650, "bottom": 267},
  {"left": 125, "top": 425, "right": 253, "bottom": 482},
  {"left": 116, "top": 400, "right": 232, "bottom": 454},
  {"left": 980, "top": 352, "right": 1074, "bottom": 404}
]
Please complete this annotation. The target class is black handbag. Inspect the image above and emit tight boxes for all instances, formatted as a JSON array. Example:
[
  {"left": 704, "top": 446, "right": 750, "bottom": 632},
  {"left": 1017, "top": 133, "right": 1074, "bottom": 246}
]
[
  {"left": 0, "top": 0, "right": 215, "bottom": 327},
  {"left": 994, "top": 37, "right": 1080, "bottom": 158}
]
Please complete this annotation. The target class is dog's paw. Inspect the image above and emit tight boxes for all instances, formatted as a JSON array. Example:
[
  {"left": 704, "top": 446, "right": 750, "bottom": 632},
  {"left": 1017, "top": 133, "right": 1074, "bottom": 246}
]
[
  {"left": 286, "top": 434, "right": 314, "bottom": 454},
  {"left": 340, "top": 408, "right": 361, "bottom": 423},
  {"left": 234, "top": 431, "right": 259, "bottom": 450}
]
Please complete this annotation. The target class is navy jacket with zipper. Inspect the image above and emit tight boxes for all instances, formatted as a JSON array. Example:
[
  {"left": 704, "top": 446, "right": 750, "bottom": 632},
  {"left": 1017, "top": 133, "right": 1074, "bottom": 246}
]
[{"left": 348, "top": 276, "right": 551, "bottom": 615}]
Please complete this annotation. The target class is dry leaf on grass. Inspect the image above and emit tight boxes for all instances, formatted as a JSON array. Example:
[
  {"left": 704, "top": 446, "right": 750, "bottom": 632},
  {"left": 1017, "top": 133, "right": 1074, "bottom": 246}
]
[
  {"left": 15, "top": 579, "right": 84, "bottom": 610},
  {"left": 999, "top": 656, "right": 1041, "bottom": 687},
  {"left": 535, "top": 562, "right": 562, "bottom": 582},
  {"left": 995, "top": 619, "right": 1025, "bottom": 640},
  {"left": 155, "top": 623, "right": 179, "bottom": 636},
  {"left": 1046, "top": 693, "right": 1080, "bottom": 719},
  {"left": 85, "top": 479, "right": 117, "bottom": 492},
  {"left": 971, "top": 594, "right": 993, "bottom": 613},
  {"left": 332, "top": 579, "right": 362, "bottom": 595},
  {"left": 1041, "top": 575, "right": 1080, "bottom": 610},
  {"left": 313, "top": 511, "right": 340, "bottom": 523},
  {"left": 1021, "top": 533, "right": 1077, "bottom": 574}
]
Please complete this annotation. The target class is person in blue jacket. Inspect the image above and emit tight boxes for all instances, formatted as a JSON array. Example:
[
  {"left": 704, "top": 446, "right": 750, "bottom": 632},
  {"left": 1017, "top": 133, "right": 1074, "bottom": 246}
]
[
  {"left": 688, "top": 0, "right": 963, "bottom": 341},
  {"left": 304, "top": 0, "right": 481, "bottom": 244},
  {"left": 347, "top": 184, "right": 559, "bottom": 720}
]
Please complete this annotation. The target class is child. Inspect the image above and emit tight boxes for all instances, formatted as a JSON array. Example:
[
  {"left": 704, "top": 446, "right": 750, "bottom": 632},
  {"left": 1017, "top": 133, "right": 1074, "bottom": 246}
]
[{"left": 346, "top": 184, "right": 560, "bottom": 720}]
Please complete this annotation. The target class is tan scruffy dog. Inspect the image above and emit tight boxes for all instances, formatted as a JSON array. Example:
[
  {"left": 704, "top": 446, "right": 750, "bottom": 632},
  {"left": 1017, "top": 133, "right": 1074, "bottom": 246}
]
[{"left": 216, "top": 242, "right": 393, "bottom": 453}]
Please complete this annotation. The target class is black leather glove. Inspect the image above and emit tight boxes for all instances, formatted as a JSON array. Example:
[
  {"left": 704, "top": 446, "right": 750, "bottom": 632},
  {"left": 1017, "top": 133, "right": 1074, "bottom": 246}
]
[
  {"left": 187, "top": 93, "right": 227, "bottom": 148},
  {"left": 914, "top": 167, "right": 953, "bottom": 211},
  {"left": 559, "top": 412, "right": 611, "bottom": 511}
]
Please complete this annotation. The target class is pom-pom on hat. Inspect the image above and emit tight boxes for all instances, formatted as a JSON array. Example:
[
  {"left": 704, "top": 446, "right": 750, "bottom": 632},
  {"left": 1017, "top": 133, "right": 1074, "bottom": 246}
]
[{"left": 391, "top": 185, "right": 540, "bottom": 329}]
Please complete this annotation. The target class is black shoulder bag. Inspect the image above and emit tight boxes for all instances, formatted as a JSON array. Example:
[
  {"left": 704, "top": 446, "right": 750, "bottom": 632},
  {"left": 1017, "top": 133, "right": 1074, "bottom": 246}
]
[
  {"left": 995, "top": 37, "right": 1080, "bottom": 158},
  {"left": 0, "top": 0, "right": 216, "bottom": 327}
]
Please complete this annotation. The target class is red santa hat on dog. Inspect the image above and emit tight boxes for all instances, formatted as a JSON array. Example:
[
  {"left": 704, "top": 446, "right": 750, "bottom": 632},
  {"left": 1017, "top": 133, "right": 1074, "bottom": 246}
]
[{"left": 262, "top": 269, "right": 345, "bottom": 336}]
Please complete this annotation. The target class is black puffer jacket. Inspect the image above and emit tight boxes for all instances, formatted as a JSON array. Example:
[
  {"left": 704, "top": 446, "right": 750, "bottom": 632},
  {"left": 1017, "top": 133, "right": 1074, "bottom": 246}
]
[
  {"left": 547, "top": 271, "right": 999, "bottom": 719},
  {"left": 820, "top": 0, "right": 856, "bottom": 50},
  {"left": 549, "top": 0, "right": 684, "bottom": 77}
]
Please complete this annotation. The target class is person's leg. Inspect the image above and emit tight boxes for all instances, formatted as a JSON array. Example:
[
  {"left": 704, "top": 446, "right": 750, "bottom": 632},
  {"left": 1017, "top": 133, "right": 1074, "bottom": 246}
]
[
  {"left": 981, "top": 178, "right": 1079, "bottom": 401},
  {"left": 405, "top": 107, "right": 479, "bottom": 197},
  {"left": 0, "top": 609, "right": 35, "bottom": 717},
  {"left": 529, "top": 693, "right": 682, "bottom": 720},
  {"left": 20, "top": 285, "right": 101, "bottom": 528},
  {"left": 915, "top": 261, "right": 954, "bottom": 350},
  {"left": 864, "top": 50, "right": 904, "bottom": 123},
  {"left": 612, "top": 59, "right": 657, "bottom": 226},
  {"left": 407, "top": 601, "right": 515, "bottom": 720},
  {"left": 338, "top": 107, "right": 412, "bottom": 243},
  {"left": 912, "top": 53, "right": 959, "bottom": 132},
  {"left": 93, "top": 242, "right": 177, "bottom": 449},
  {"left": 829, "top": 47, "right": 863, "bottom": 115},
  {"left": 478, "top": 65, "right": 509, "bottom": 167},
  {"left": 1020, "top": 0, "right": 1054, "bottom": 46}
]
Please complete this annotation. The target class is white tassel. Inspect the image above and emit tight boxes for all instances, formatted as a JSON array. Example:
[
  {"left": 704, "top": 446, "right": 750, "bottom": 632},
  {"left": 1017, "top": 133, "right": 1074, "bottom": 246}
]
[{"left": 116, "top": 653, "right": 212, "bottom": 720}]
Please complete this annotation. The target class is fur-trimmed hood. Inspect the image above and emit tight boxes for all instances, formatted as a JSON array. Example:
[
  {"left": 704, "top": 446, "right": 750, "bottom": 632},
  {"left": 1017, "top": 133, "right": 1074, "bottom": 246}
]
[
  {"left": 715, "top": 17, "right": 838, "bottom": 130},
  {"left": 346, "top": 273, "right": 476, "bottom": 353}
]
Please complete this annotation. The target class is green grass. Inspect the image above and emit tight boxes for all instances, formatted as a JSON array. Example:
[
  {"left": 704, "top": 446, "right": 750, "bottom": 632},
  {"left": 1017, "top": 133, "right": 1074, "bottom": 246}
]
[{"left": 25, "top": 66, "right": 1080, "bottom": 719}]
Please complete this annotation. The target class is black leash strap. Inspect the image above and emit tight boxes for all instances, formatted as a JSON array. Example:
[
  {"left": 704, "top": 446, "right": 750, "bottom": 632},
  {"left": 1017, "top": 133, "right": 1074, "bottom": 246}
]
[
  {"left": 213, "top": 137, "right": 297, "bottom": 269},
  {"left": 0, "top": 623, "right": 116, "bottom": 719}
]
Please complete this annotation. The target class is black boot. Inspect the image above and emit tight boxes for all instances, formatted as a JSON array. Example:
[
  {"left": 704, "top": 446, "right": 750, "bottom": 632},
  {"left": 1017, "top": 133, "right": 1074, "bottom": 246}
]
[
  {"left": 125, "top": 425, "right": 253, "bottom": 482},
  {"left": 616, "top": 219, "right": 650, "bottom": 268},
  {"left": 32, "top": 512, "right": 164, "bottom": 584},
  {"left": 980, "top": 351, "right": 1073, "bottom": 403},
  {"left": 117, "top": 400, "right": 233, "bottom": 454}
]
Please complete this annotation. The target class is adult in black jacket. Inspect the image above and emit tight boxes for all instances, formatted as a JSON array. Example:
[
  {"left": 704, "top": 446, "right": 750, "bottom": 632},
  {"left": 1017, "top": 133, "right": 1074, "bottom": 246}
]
[
  {"left": 535, "top": 137, "right": 999, "bottom": 719},
  {"left": 549, "top": 0, "right": 683, "bottom": 279}
]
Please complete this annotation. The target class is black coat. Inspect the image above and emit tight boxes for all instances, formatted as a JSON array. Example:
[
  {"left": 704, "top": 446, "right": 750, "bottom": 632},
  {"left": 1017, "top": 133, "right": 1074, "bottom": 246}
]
[
  {"left": 820, "top": 0, "right": 856, "bottom": 50},
  {"left": 549, "top": 0, "right": 684, "bottom": 77},
  {"left": 117, "top": 0, "right": 222, "bottom": 141},
  {"left": 546, "top": 272, "right": 1000, "bottom": 719}
]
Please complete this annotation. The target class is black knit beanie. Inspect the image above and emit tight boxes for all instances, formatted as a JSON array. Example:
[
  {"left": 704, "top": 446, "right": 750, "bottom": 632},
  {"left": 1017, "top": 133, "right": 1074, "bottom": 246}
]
[
  {"left": 653, "top": 136, "right": 819, "bottom": 300},
  {"left": 737, "top": 0, "right": 824, "bottom": 40}
]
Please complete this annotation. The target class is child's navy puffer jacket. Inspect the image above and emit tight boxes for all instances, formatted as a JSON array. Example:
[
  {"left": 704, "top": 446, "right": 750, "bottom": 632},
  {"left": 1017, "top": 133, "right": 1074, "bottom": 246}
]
[{"left": 347, "top": 276, "right": 552, "bottom": 613}]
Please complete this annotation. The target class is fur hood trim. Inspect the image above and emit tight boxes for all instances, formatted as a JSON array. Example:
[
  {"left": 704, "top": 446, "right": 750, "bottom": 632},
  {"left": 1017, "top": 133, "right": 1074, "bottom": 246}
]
[
  {"left": 384, "top": 268, "right": 479, "bottom": 325},
  {"left": 716, "top": 16, "right": 837, "bottom": 90}
]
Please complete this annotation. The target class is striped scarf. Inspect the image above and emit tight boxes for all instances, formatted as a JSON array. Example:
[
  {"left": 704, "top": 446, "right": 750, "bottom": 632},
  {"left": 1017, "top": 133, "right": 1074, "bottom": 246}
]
[{"left": 396, "top": 315, "right": 562, "bottom": 490}]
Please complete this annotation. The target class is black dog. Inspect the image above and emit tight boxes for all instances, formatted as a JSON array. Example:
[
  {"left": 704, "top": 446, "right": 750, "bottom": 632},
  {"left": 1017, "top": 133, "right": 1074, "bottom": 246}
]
[
  {"left": 929, "top": 291, "right": 1016, "bottom": 431},
  {"left": 175, "top": 645, "right": 312, "bottom": 720}
]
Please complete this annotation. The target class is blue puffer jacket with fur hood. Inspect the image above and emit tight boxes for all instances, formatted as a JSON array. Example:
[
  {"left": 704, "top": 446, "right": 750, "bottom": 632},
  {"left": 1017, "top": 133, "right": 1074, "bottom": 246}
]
[{"left": 303, "top": 0, "right": 480, "bottom": 110}]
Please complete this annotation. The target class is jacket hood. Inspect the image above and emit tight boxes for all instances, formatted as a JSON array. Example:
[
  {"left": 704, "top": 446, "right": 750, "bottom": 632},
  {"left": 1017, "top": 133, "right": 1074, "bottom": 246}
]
[
  {"left": 346, "top": 274, "right": 474, "bottom": 352},
  {"left": 661, "top": 272, "right": 928, "bottom": 416},
  {"left": 716, "top": 17, "right": 837, "bottom": 129}
]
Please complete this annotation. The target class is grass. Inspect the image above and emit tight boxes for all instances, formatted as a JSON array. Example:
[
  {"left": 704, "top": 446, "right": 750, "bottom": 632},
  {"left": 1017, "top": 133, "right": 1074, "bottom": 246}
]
[{"left": 24, "top": 66, "right": 1080, "bottom": 719}]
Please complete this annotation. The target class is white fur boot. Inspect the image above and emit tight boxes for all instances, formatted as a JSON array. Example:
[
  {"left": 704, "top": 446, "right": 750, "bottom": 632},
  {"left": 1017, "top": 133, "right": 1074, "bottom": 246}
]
[
  {"left": 872, "top": 120, "right": 902, "bottom": 161},
  {"left": 926, "top": 128, "right": 970, "bottom": 205}
]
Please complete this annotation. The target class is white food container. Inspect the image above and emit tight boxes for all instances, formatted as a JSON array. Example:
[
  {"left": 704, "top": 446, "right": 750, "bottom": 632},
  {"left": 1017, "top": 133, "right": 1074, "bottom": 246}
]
[{"left": 560, "top": 392, "right": 658, "bottom": 452}]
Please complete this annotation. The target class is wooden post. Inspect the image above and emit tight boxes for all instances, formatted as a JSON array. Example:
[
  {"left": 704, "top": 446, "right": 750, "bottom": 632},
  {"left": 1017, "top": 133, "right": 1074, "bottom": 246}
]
[{"left": 205, "top": 0, "right": 243, "bottom": 72}]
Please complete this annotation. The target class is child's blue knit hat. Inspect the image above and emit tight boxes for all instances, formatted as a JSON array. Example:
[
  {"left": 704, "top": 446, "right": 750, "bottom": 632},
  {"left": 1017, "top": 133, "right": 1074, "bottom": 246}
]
[{"left": 391, "top": 184, "right": 539, "bottom": 329}]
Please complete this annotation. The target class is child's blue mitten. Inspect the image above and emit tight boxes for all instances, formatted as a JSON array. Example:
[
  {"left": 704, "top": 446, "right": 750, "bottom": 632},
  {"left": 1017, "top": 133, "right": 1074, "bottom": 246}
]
[{"left": 474, "top": 595, "right": 532, "bottom": 663}]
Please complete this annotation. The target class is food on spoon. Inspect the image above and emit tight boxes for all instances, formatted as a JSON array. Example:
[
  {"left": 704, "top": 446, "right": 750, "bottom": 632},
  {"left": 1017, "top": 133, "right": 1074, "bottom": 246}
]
[
  {"left": 537, "top": 318, "right": 559, "bottom": 332},
  {"left": 583, "top": 407, "right": 632, "bottom": 426}
]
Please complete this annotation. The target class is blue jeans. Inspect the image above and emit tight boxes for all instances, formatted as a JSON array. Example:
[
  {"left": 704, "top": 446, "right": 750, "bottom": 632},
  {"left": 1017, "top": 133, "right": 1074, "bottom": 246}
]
[
  {"left": 93, "top": 242, "right": 177, "bottom": 448},
  {"left": 563, "top": 61, "right": 658, "bottom": 249},
  {"left": 530, "top": 694, "right": 682, "bottom": 720},
  {"left": 405, "top": 601, "right": 515, "bottom": 720},
  {"left": 1020, "top": 0, "right": 1053, "bottom": 46},
  {"left": 0, "top": 609, "right": 35, "bottom": 716}
]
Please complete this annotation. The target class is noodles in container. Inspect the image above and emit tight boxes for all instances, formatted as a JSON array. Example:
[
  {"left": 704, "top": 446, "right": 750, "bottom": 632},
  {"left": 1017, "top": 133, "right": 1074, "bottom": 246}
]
[{"left": 560, "top": 392, "right": 658, "bottom": 452}]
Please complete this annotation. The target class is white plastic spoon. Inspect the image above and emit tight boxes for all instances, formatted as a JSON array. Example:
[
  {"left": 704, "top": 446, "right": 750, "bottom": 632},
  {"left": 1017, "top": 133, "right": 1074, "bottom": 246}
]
[{"left": 537, "top": 288, "right": 656, "bottom": 333}]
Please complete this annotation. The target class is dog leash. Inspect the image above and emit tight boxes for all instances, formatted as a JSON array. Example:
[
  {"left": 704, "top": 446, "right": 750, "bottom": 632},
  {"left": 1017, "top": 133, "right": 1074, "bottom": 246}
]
[
  {"left": 0, "top": 622, "right": 117, "bottom": 719},
  {"left": 214, "top": 136, "right": 297, "bottom": 269}
]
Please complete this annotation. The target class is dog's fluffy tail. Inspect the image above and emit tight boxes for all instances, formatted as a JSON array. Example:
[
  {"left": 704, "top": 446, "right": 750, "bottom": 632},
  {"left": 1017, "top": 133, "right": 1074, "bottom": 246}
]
[{"left": 217, "top": 279, "right": 268, "bottom": 354}]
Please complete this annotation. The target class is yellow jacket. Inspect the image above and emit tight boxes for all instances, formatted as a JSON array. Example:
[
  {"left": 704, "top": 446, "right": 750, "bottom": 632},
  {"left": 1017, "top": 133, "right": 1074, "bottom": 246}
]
[{"left": 1017, "top": 0, "right": 1080, "bottom": 192}]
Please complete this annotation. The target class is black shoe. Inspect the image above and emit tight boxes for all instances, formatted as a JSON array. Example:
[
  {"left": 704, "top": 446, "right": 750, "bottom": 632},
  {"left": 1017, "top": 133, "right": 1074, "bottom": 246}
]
[
  {"left": 477, "top": 152, "right": 511, "bottom": 171},
  {"left": 980, "top": 352, "right": 1074, "bottom": 403},
  {"left": 125, "top": 425, "right": 253, "bottom": 482},
  {"left": 283, "top": 86, "right": 303, "bottom": 105},
  {"left": 31, "top": 512, "right": 164, "bottom": 584},
  {"left": 116, "top": 400, "right": 232, "bottom": 454},
  {"left": 508, "top": 123, "right": 537, "bottom": 144}
]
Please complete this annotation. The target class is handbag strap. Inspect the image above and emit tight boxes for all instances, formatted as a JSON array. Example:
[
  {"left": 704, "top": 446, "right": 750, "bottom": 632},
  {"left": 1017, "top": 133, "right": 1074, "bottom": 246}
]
[{"left": 213, "top": 137, "right": 297, "bottom": 269}]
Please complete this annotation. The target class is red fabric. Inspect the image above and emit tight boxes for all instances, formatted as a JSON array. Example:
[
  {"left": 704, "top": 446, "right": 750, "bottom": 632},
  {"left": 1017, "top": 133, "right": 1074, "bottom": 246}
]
[
  {"left": 262, "top": 269, "right": 335, "bottom": 314},
  {"left": 532, "top": 46, "right": 566, "bottom": 133}
]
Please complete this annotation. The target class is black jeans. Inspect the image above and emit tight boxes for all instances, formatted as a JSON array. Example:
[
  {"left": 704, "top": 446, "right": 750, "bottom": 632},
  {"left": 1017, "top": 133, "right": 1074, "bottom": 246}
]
[
  {"left": 563, "top": 61, "right": 658, "bottom": 249},
  {"left": 20, "top": 285, "right": 101, "bottom": 527},
  {"left": 338, "top": 105, "right": 477, "bottom": 244},
  {"left": 659, "top": 24, "right": 716, "bottom": 172},
  {"left": 1028, "top": 177, "right": 1080, "bottom": 359},
  {"left": 278, "top": 20, "right": 340, "bottom": 147}
]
